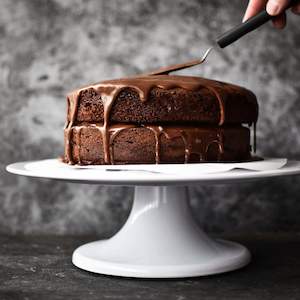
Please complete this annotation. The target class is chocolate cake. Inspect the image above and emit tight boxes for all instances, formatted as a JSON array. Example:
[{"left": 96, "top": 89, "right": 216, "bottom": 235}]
[{"left": 63, "top": 75, "right": 258, "bottom": 165}]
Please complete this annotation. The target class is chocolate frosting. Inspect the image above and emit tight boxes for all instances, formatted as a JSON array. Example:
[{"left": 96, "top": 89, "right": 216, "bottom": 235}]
[{"left": 64, "top": 75, "right": 257, "bottom": 164}]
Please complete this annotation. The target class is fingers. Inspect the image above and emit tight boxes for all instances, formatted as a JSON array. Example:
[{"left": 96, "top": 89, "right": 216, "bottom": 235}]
[
  {"left": 243, "top": 0, "right": 268, "bottom": 21},
  {"left": 243, "top": 0, "right": 291, "bottom": 29},
  {"left": 266, "top": 0, "right": 291, "bottom": 16},
  {"left": 291, "top": 1, "right": 300, "bottom": 14},
  {"left": 271, "top": 12, "right": 287, "bottom": 28}
]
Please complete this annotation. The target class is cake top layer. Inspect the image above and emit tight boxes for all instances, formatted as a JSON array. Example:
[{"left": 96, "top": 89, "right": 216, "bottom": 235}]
[{"left": 66, "top": 75, "right": 258, "bottom": 127}]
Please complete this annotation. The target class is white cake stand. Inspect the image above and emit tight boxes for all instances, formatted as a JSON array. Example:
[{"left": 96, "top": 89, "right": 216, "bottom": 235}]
[{"left": 6, "top": 159, "right": 300, "bottom": 278}]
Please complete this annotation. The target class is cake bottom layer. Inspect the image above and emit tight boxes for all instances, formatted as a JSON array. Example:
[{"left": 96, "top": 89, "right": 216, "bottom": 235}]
[{"left": 64, "top": 124, "right": 252, "bottom": 165}]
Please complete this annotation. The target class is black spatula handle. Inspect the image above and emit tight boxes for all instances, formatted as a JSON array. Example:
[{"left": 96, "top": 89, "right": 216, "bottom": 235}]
[{"left": 216, "top": 0, "right": 297, "bottom": 48}]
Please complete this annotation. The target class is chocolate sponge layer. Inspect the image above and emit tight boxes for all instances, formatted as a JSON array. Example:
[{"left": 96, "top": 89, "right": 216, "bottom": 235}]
[
  {"left": 72, "top": 85, "right": 257, "bottom": 125},
  {"left": 66, "top": 75, "right": 258, "bottom": 126},
  {"left": 65, "top": 124, "right": 251, "bottom": 165}
]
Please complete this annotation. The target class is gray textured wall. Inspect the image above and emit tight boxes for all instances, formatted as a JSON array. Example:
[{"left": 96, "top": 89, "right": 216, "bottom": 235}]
[{"left": 1, "top": 0, "right": 300, "bottom": 235}]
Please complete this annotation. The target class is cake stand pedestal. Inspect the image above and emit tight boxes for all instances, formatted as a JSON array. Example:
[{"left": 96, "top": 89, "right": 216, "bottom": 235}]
[
  {"left": 6, "top": 159, "right": 300, "bottom": 278},
  {"left": 73, "top": 185, "right": 250, "bottom": 278}
]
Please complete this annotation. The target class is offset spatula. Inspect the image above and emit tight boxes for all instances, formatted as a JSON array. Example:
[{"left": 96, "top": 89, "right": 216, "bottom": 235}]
[{"left": 148, "top": 1, "right": 297, "bottom": 75}]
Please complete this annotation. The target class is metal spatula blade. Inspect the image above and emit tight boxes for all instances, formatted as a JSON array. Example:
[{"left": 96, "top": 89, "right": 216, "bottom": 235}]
[{"left": 146, "top": 47, "right": 213, "bottom": 76}]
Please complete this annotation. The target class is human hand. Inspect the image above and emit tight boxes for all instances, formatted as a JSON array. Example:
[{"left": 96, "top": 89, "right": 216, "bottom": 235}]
[{"left": 243, "top": 0, "right": 300, "bottom": 29}]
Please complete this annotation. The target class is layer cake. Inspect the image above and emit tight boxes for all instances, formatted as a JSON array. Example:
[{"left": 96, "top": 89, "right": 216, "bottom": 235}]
[{"left": 63, "top": 75, "right": 258, "bottom": 165}]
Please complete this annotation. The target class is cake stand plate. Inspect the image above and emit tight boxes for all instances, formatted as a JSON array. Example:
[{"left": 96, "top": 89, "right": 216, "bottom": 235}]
[{"left": 6, "top": 159, "right": 300, "bottom": 278}]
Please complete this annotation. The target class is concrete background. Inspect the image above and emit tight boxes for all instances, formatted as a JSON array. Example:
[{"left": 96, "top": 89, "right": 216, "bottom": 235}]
[{"left": 0, "top": 0, "right": 300, "bottom": 235}]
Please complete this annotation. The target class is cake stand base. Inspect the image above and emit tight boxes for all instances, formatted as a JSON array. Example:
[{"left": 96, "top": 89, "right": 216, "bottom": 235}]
[{"left": 72, "top": 186, "right": 250, "bottom": 278}]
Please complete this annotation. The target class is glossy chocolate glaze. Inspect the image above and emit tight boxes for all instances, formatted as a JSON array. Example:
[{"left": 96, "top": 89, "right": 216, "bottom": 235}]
[{"left": 64, "top": 75, "right": 256, "bottom": 165}]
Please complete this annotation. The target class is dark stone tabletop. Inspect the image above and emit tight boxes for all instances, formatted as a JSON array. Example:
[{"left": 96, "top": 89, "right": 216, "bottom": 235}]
[{"left": 0, "top": 233, "right": 299, "bottom": 300}]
